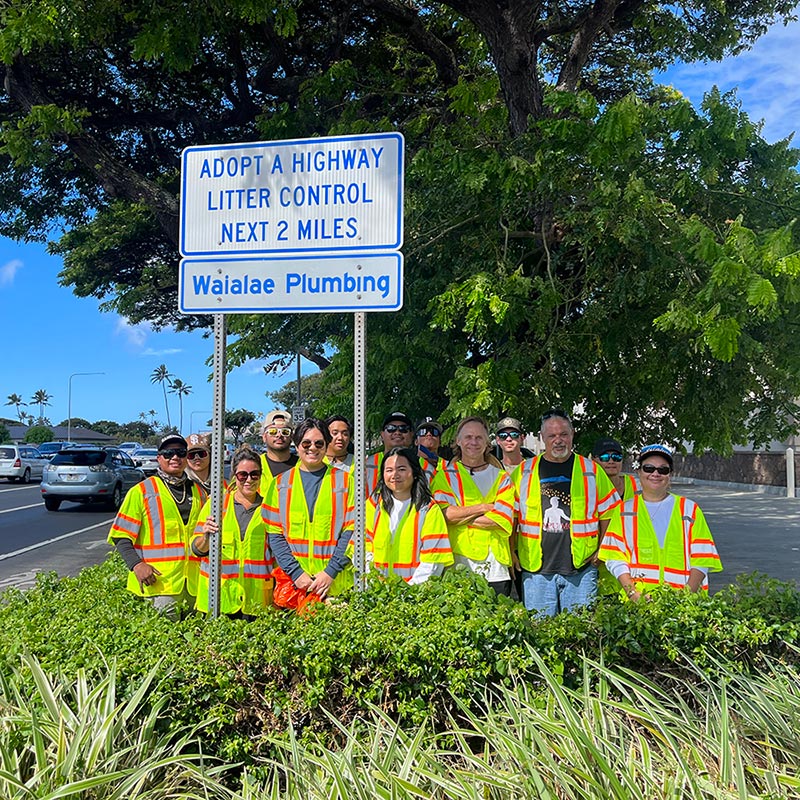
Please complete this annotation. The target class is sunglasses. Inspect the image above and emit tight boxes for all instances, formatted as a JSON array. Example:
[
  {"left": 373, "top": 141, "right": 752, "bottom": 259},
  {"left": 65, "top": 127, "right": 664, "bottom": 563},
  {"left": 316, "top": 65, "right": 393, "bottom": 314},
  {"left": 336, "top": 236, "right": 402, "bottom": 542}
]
[
  {"left": 299, "top": 439, "right": 326, "bottom": 450},
  {"left": 598, "top": 453, "right": 623, "bottom": 463},
  {"left": 187, "top": 449, "right": 208, "bottom": 460},
  {"left": 541, "top": 409, "right": 571, "bottom": 424},
  {"left": 497, "top": 431, "right": 521, "bottom": 440},
  {"left": 417, "top": 427, "right": 441, "bottom": 437},
  {"left": 641, "top": 463, "right": 671, "bottom": 475},
  {"left": 266, "top": 427, "right": 292, "bottom": 437},
  {"left": 158, "top": 448, "right": 187, "bottom": 459},
  {"left": 235, "top": 469, "right": 262, "bottom": 482},
  {"left": 384, "top": 424, "right": 411, "bottom": 433}
]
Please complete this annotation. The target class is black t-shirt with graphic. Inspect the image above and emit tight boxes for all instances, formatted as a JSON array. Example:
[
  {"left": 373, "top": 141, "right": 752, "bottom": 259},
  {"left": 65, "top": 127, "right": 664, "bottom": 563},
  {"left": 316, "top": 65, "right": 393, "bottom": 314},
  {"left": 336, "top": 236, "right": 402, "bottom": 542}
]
[{"left": 538, "top": 454, "right": 576, "bottom": 575}]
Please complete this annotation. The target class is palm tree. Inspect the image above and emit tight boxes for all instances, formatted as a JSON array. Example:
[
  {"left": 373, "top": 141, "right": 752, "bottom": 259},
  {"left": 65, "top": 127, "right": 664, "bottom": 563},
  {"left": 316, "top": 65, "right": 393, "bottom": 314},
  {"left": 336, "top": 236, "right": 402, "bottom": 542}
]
[
  {"left": 31, "top": 389, "right": 52, "bottom": 424},
  {"left": 150, "top": 365, "right": 172, "bottom": 428},
  {"left": 5, "top": 393, "right": 27, "bottom": 421},
  {"left": 169, "top": 379, "right": 192, "bottom": 434}
]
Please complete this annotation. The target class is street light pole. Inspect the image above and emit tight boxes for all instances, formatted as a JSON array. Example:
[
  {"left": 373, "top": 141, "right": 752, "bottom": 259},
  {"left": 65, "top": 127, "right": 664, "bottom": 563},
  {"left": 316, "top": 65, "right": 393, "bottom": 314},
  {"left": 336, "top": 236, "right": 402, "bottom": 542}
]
[
  {"left": 190, "top": 410, "right": 212, "bottom": 433},
  {"left": 68, "top": 372, "right": 105, "bottom": 442}
]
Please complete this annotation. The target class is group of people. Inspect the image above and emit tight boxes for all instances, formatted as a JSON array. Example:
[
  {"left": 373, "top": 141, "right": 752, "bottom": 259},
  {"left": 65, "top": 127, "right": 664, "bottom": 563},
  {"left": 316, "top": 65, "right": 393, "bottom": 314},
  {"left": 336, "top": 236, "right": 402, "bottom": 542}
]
[{"left": 108, "top": 408, "right": 722, "bottom": 618}]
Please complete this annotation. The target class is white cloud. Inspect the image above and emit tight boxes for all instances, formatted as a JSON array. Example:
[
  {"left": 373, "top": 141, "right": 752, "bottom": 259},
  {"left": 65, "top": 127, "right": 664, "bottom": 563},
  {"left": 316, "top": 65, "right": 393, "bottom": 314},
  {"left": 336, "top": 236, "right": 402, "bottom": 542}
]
[
  {"left": 660, "top": 20, "right": 800, "bottom": 144},
  {"left": 246, "top": 362, "right": 268, "bottom": 375},
  {"left": 141, "top": 347, "right": 183, "bottom": 357},
  {"left": 0, "top": 259, "right": 23, "bottom": 287},
  {"left": 114, "top": 318, "right": 149, "bottom": 348}
]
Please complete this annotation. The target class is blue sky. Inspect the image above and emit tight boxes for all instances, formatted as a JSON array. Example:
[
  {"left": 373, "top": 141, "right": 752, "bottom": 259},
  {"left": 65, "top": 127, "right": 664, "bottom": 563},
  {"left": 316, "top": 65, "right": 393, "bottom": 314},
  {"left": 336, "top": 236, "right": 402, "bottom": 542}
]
[{"left": 2, "top": 18, "right": 799, "bottom": 433}]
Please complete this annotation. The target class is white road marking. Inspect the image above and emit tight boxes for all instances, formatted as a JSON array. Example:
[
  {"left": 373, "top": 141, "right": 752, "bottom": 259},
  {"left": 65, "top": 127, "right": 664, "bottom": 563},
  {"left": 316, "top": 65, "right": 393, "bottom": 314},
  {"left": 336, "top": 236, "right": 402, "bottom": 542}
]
[
  {"left": 0, "top": 569, "right": 40, "bottom": 590},
  {"left": 0, "top": 519, "right": 114, "bottom": 561},
  {"left": 0, "top": 485, "right": 40, "bottom": 494},
  {"left": 0, "top": 503, "right": 41, "bottom": 515}
]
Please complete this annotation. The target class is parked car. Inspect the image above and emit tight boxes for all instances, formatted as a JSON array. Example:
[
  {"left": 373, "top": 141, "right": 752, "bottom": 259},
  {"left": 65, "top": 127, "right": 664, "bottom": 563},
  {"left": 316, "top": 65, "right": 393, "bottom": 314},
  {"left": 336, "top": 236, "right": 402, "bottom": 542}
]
[
  {"left": 133, "top": 447, "right": 159, "bottom": 476},
  {"left": 40, "top": 447, "right": 145, "bottom": 511},
  {"left": 37, "top": 441, "right": 70, "bottom": 460},
  {"left": 224, "top": 443, "right": 235, "bottom": 463},
  {"left": 0, "top": 444, "right": 48, "bottom": 483},
  {"left": 118, "top": 441, "right": 142, "bottom": 454}
]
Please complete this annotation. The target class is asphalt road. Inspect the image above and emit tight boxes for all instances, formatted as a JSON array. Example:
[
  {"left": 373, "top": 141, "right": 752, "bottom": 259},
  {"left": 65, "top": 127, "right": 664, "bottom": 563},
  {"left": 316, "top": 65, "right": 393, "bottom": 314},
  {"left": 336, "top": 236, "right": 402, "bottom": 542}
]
[
  {"left": 0, "top": 480, "right": 112, "bottom": 591},
  {"left": 0, "top": 477, "right": 797, "bottom": 594}
]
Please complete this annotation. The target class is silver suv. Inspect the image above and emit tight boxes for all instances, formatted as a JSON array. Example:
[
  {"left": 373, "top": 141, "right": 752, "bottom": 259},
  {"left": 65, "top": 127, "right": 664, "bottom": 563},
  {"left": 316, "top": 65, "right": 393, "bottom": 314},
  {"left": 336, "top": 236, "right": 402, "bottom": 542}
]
[
  {"left": 0, "top": 445, "right": 48, "bottom": 483},
  {"left": 41, "top": 447, "right": 145, "bottom": 511}
]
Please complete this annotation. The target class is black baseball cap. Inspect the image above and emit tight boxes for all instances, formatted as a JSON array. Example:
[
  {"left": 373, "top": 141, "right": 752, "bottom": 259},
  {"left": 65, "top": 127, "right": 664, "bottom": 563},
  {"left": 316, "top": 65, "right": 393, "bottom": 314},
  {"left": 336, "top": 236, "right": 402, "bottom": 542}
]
[
  {"left": 591, "top": 437, "right": 623, "bottom": 457},
  {"left": 382, "top": 411, "right": 413, "bottom": 429},
  {"left": 159, "top": 433, "right": 187, "bottom": 451}
]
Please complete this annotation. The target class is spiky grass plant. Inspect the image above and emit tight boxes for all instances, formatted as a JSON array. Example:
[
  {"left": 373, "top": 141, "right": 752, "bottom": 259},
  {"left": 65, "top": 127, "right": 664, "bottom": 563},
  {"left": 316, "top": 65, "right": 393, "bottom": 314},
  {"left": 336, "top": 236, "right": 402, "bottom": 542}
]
[
  {"left": 0, "top": 655, "right": 234, "bottom": 799},
  {"left": 246, "top": 652, "right": 800, "bottom": 799}
]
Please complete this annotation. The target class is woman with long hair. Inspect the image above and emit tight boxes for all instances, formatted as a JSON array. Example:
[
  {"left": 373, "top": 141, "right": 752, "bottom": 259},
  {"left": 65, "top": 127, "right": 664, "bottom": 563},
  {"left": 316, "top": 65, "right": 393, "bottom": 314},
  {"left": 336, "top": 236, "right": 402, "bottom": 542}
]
[
  {"left": 430, "top": 417, "right": 515, "bottom": 595},
  {"left": 263, "top": 418, "right": 354, "bottom": 599},
  {"left": 366, "top": 446, "right": 453, "bottom": 583},
  {"left": 192, "top": 446, "right": 273, "bottom": 616}
]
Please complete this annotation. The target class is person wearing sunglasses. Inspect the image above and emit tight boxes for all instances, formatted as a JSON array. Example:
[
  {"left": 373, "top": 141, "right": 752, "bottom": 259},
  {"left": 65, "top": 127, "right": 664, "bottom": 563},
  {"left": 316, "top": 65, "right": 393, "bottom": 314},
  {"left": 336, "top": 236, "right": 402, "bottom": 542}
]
[
  {"left": 365, "top": 411, "right": 415, "bottom": 495},
  {"left": 512, "top": 409, "right": 620, "bottom": 616},
  {"left": 590, "top": 436, "right": 638, "bottom": 597},
  {"left": 192, "top": 446, "right": 274, "bottom": 617},
  {"left": 259, "top": 409, "right": 298, "bottom": 497},
  {"left": 263, "top": 418, "right": 354, "bottom": 600},
  {"left": 415, "top": 416, "right": 446, "bottom": 484},
  {"left": 430, "top": 417, "right": 515, "bottom": 596},
  {"left": 185, "top": 432, "right": 214, "bottom": 494},
  {"left": 366, "top": 447, "right": 453, "bottom": 583},
  {"left": 494, "top": 417, "right": 527, "bottom": 474},
  {"left": 600, "top": 444, "right": 722, "bottom": 601},
  {"left": 108, "top": 433, "right": 207, "bottom": 618},
  {"left": 590, "top": 437, "right": 639, "bottom": 501}
]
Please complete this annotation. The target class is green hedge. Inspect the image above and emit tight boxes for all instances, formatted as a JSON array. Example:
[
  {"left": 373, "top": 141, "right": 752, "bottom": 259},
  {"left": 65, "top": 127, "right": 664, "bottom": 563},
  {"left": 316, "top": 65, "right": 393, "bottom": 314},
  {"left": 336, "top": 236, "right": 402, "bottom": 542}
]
[{"left": 1, "top": 556, "right": 798, "bottom": 760}]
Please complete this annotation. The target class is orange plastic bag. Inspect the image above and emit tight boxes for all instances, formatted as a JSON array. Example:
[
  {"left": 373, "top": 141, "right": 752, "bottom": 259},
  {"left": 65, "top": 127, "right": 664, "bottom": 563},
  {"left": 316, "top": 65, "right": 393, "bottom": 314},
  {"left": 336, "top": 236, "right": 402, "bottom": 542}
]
[{"left": 272, "top": 566, "right": 323, "bottom": 613}]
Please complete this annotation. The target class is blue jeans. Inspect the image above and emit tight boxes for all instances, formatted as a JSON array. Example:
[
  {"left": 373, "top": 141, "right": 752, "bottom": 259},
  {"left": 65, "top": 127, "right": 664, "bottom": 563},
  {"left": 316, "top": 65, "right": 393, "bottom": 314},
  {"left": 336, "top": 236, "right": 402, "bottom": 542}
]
[{"left": 520, "top": 566, "right": 598, "bottom": 617}]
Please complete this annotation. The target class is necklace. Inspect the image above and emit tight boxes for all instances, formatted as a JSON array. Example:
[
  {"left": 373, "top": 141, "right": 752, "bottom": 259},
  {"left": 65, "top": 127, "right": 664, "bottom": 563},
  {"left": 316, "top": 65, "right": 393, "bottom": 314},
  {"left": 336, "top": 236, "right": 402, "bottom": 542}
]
[
  {"left": 465, "top": 462, "right": 488, "bottom": 475},
  {"left": 644, "top": 495, "right": 672, "bottom": 536},
  {"left": 167, "top": 480, "right": 187, "bottom": 505}
]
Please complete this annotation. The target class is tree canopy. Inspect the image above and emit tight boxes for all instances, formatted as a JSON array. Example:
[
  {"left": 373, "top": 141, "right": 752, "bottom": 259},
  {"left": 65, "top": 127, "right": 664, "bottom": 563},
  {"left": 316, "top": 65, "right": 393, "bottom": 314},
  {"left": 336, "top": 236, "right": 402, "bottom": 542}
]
[{"left": 1, "top": 0, "right": 799, "bottom": 451}]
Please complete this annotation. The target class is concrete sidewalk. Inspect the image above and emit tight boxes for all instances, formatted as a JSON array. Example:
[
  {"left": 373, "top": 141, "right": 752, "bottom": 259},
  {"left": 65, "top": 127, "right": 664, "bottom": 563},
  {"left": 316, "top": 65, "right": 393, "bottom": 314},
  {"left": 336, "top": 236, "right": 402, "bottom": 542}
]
[{"left": 676, "top": 484, "right": 800, "bottom": 593}]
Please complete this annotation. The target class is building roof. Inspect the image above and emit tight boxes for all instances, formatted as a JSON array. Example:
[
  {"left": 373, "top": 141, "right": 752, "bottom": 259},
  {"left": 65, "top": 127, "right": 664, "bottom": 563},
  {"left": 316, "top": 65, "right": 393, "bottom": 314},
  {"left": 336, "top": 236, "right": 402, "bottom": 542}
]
[{"left": 6, "top": 424, "right": 115, "bottom": 444}]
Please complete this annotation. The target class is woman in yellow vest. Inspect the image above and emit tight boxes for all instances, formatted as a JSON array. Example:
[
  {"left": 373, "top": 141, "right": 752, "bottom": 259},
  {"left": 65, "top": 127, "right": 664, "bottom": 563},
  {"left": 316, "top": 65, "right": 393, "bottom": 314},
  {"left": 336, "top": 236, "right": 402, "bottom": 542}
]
[
  {"left": 263, "top": 418, "right": 354, "bottom": 599},
  {"left": 430, "top": 417, "right": 515, "bottom": 595},
  {"left": 366, "top": 447, "right": 453, "bottom": 582},
  {"left": 192, "top": 446, "right": 274, "bottom": 617},
  {"left": 599, "top": 444, "right": 722, "bottom": 600}
]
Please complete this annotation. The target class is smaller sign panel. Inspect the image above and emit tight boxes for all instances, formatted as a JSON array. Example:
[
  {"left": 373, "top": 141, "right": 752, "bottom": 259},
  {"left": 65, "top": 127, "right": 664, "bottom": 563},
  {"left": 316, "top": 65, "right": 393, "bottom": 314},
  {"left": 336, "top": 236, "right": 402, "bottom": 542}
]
[
  {"left": 179, "top": 253, "right": 403, "bottom": 314},
  {"left": 291, "top": 406, "right": 307, "bottom": 424}
]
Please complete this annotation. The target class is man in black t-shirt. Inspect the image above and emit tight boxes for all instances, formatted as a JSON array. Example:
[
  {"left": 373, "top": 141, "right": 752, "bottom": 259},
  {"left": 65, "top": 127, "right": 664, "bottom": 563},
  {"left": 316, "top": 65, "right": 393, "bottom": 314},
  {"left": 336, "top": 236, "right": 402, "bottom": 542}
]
[{"left": 513, "top": 409, "right": 620, "bottom": 616}]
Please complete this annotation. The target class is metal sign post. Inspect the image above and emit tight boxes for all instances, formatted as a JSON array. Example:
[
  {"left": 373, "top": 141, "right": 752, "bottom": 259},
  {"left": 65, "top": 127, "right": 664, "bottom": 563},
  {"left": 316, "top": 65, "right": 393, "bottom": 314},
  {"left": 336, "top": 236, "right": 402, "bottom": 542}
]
[
  {"left": 207, "top": 313, "right": 227, "bottom": 617},
  {"left": 179, "top": 132, "right": 404, "bottom": 605},
  {"left": 352, "top": 311, "right": 367, "bottom": 590}
]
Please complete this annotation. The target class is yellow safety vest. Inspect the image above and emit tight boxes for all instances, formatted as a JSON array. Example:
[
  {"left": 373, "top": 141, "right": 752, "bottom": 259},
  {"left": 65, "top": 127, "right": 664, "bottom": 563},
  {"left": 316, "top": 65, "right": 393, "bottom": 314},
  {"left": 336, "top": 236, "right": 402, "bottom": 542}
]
[
  {"left": 262, "top": 464, "right": 354, "bottom": 596},
  {"left": 513, "top": 455, "right": 619, "bottom": 572},
  {"left": 259, "top": 453, "right": 297, "bottom": 498},
  {"left": 599, "top": 493, "right": 722, "bottom": 593},
  {"left": 108, "top": 476, "right": 205, "bottom": 597},
  {"left": 194, "top": 493, "right": 274, "bottom": 615},
  {"left": 365, "top": 496, "right": 453, "bottom": 581},
  {"left": 430, "top": 462, "right": 514, "bottom": 564}
]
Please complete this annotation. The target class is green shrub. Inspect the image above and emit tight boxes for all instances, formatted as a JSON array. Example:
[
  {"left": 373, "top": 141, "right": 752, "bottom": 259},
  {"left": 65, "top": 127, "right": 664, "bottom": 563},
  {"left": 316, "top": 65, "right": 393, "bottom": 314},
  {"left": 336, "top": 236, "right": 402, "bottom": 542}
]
[{"left": 0, "top": 557, "right": 798, "bottom": 761}]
